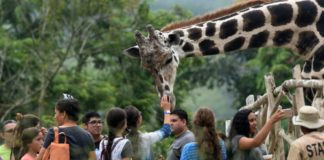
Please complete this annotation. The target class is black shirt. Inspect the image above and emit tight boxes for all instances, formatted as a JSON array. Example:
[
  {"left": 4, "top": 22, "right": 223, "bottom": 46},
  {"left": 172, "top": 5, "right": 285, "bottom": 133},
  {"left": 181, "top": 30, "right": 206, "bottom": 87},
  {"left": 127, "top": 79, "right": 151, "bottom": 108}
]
[{"left": 43, "top": 126, "right": 95, "bottom": 160}]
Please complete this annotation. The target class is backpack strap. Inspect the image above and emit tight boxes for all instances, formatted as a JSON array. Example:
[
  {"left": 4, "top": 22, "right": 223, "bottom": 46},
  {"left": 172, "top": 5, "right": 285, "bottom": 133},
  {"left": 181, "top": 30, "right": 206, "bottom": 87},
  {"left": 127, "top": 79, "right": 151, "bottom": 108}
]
[
  {"left": 53, "top": 127, "right": 67, "bottom": 144},
  {"left": 53, "top": 127, "right": 59, "bottom": 143}
]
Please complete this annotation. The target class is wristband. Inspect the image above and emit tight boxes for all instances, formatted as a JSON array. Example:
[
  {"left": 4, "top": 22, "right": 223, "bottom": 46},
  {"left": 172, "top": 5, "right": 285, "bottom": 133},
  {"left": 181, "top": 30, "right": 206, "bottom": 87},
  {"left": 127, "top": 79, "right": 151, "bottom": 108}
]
[{"left": 164, "top": 110, "right": 171, "bottom": 114}]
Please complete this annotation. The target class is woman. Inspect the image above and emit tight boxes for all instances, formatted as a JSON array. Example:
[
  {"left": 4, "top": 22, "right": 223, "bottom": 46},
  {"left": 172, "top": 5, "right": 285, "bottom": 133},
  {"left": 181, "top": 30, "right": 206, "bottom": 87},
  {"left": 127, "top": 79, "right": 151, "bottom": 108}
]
[
  {"left": 37, "top": 96, "right": 96, "bottom": 160},
  {"left": 98, "top": 107, "right": 133, "bottom": 160},
  {"left": 19, "top": 127, "right": 43, "bottom": 160},
  {"left": 123, "top": 95, "right": 171, "bottom": 160},
  {"left": 228, "top": 109, "right": 284, "bottom": 160},
  {"left": 180, "top": 107, "right": 227, "bottom": 160},
  {"left": 12, "top": 114, "right": 42, "bottom": 160}
]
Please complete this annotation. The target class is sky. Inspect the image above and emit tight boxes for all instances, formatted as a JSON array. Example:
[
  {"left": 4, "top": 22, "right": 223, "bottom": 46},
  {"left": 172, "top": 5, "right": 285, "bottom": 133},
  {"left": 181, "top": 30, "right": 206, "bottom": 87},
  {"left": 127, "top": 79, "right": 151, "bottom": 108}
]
[{"left": 150, "top": 0, "right": 236, "bottom": 15}]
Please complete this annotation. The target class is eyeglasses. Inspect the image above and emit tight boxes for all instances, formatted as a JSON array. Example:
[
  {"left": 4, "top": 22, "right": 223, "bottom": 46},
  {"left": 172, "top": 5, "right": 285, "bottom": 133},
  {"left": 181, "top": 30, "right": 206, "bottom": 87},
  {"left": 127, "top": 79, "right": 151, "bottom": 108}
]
[{"left": 88, "top": 120, "right": 102, "bottom": 125}]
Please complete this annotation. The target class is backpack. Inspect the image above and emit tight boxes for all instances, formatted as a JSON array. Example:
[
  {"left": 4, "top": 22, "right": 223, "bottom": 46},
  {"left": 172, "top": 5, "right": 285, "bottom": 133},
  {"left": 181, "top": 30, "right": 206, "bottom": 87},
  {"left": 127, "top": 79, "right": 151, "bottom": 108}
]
[{"left": 42, "top": 127, "right": 70, "bottom": 160}]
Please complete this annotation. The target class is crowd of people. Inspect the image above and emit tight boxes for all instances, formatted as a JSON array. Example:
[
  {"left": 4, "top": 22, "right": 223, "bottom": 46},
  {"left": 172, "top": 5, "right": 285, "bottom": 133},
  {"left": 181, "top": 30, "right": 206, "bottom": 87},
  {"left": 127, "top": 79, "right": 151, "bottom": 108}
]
[{"left": 1, "top": 94, "right": 324, "bottom": 160}]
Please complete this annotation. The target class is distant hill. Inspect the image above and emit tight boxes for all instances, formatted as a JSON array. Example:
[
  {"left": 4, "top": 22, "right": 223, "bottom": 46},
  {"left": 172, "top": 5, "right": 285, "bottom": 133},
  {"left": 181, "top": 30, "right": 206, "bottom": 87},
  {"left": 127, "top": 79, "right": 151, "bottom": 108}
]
[{"left": 150, "top": 0, "right": 236, "bottom": 15}]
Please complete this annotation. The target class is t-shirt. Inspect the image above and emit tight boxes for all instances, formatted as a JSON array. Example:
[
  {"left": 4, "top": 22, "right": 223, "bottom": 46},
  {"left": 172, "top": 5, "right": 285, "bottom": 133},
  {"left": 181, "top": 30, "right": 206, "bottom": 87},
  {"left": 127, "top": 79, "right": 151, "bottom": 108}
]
[
  {"left": 167, "top": 130, "right": 195, "bottom": 160},
  {"left": 180, "top": 140, "right": 228, "bottom": 160},
  {"left": 43, "top": 126, "right": 95, "bottom": 160},
  {"left": 21, "top": 153, "right": 36, "bottom": 160},
  {"left": 0, "top": 145, "right": 11, "bottom": 160},
  {"left": 287, "top": 131, "right": 324, "bottom": 160},
  {"left": 97, "top": 137, "right": 133, "bottom": 160},
  {"left": 231, "top": 135, "right": 267, "bottom": 160}
]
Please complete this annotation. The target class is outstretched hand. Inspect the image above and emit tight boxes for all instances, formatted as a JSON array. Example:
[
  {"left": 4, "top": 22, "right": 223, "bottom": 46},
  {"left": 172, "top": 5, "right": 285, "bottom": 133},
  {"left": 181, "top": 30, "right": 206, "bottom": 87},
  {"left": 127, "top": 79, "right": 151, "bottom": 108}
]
[
  {"left": 160, "top": 95, "right": 171, "bottom": 111},
  {"left": 270, "top": 109, "right": 285, "bottom": 124}
]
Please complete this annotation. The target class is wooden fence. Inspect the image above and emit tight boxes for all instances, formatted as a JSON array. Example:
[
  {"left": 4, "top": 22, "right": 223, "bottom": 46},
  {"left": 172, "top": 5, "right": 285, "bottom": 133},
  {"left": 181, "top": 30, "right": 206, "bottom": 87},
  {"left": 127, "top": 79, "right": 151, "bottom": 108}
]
[{"left": 227, "top": 64, "right": 324, "bottom": 159}]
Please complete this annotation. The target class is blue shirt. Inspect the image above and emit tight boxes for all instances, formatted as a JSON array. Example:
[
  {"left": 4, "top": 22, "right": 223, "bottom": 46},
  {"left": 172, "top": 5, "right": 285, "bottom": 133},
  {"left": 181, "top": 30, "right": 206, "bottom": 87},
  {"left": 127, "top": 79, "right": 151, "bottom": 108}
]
[{"left": 180, "top": 140, "right": 227, "bottom": 160}]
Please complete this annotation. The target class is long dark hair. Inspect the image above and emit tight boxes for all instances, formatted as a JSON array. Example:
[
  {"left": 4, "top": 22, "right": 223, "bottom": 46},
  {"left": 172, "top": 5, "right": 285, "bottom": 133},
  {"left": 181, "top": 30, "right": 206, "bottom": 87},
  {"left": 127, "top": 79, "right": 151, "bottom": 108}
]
[
  {"left": 101, "top": 107, "right": 127, "bottom": 160},
  {"left": 14, "top": 113, "right": 40, "bottom": 147},
  {"left": 228, "top": 109, "right": 253, "bottom": 139},
  {"left": 11, "top": 113, "right": 40, "bottom": 160},
  {"left": 193, "top": 107, "right": 221, "bottom": 160},
  {"left": 124, "top": 105, "right": 141, "bottom": 159},
  {"left": 18, "top": 127, "right": 40, "bottom": 159},
  {"left": 56, "top": 98, "right": 80, "bottom": 122}
]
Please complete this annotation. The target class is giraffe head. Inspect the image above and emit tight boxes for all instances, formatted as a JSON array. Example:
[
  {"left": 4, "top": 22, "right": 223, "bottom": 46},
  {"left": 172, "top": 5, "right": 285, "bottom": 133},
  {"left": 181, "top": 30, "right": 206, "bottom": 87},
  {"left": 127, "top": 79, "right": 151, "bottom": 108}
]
[{"left": 124, "top": 25, "right": 180, "bottom": 109}]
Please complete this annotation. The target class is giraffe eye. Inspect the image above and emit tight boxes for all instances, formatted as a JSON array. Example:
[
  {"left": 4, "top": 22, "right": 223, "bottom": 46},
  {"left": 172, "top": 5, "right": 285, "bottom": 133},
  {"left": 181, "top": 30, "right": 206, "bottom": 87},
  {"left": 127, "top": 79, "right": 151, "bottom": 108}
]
[{"left": 165, "top": 58, "right": 172, "bottom": 65}]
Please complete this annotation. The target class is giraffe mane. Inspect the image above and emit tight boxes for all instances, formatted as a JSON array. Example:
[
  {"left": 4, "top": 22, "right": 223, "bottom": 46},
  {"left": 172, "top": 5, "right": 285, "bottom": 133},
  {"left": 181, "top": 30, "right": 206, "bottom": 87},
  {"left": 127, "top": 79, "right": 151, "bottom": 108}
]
[{"left": 161, "top": 0, "right": 272, "bottom": 32}]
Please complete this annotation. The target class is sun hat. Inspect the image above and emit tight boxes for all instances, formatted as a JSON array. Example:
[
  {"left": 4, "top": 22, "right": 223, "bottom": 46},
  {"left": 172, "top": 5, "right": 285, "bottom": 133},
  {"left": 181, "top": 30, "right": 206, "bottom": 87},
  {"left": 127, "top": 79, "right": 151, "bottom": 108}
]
[{"left": 292, "top": 106, "right": 324, "bottom": 129}]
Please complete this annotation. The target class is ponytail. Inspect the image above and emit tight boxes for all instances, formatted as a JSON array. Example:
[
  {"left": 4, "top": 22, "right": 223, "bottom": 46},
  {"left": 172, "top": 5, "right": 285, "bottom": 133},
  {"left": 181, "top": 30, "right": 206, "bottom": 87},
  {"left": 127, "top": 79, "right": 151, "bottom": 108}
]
[
  {"left": 126, "top": 127, "right": 140, "bottom": 159},
  {"left": 100, "top": 131, "right": 115, "bottom": 160}
]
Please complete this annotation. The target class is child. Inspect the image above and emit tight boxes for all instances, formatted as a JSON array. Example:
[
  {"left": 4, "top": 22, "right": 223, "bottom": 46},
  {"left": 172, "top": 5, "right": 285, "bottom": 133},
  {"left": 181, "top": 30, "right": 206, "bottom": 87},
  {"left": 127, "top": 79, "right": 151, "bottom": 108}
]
[{"left": 19, "top": 127, "right": 43, "bottom": 160}]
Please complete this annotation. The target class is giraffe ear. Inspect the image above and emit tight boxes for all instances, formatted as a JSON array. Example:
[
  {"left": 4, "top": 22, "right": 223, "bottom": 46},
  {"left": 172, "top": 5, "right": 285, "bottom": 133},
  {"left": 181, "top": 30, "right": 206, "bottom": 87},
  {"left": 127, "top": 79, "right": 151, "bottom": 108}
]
[
  {"left": 123, "top": 46, "right": 140, "bottom": 58},
  {"left": 168, "top": 33, "right": 180, "bottom": 45}
]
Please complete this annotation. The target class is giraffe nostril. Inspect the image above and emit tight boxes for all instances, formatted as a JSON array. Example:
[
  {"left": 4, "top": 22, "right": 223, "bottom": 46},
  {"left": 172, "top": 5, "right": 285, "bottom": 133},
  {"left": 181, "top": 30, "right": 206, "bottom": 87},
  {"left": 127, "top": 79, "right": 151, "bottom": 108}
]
[
  {"left": 159, "top": 75, "right": 164, "bottom": 83},
  {"left": 165, "top": 85, "right": 170, "bottom": 91}
]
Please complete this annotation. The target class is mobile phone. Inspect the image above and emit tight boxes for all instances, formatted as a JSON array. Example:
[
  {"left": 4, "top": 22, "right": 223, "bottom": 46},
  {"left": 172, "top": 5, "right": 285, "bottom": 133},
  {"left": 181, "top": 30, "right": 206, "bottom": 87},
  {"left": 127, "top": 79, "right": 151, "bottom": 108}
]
[{"left": 282, "top": 108, "right": 293, "bottom": 118}]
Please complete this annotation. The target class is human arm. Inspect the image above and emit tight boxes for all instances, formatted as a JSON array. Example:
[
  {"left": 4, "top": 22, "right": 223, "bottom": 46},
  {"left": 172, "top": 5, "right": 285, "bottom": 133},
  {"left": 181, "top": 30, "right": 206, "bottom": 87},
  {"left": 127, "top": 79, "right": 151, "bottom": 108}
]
[
  {"left": 239, "top": 109, "right": 285, "bottom": 149},
  {"left": 160, "top": 95, "right": 171, "bottom": 124},
  {"left": 139, "top": 95, "right": 172, "bottom": 144}
]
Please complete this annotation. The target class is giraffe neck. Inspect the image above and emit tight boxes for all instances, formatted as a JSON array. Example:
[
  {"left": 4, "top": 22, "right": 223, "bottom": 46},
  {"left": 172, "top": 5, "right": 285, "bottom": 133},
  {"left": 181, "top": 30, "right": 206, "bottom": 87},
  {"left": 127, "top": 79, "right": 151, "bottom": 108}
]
[{"left": 168, "top": 0, "right": 324, "bottom": 61}]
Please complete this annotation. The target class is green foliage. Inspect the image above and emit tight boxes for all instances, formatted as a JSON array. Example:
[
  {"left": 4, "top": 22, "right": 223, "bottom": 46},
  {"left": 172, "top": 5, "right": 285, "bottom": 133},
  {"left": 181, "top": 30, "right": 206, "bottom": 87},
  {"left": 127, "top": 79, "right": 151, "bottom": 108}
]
[
  {"left": 0, "top": 0, "right": 195, "bottom": 155},
  {"left": 1, "top": 0, "right": 301, "bottom": 156}
]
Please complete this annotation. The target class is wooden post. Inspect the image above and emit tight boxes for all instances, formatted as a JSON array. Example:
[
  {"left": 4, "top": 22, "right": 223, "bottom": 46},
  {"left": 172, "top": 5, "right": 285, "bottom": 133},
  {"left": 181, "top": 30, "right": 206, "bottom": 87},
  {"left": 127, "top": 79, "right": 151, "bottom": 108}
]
[
  {"left": 265, "top": 74, "right": 275, "bottom": 146},
  {"left": 291, "top": 65, "right": 304, "bottom": 139},
  {"left": 264, "top": 74, "right": 285, "bottom": 160}
]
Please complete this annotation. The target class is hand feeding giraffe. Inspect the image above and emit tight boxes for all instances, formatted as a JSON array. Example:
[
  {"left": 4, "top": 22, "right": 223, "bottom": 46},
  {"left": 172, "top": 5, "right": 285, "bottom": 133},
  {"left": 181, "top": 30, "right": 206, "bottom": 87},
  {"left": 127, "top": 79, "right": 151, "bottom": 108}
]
[{"left": 124, "top": 0, "right": 324, "bottom": 108}]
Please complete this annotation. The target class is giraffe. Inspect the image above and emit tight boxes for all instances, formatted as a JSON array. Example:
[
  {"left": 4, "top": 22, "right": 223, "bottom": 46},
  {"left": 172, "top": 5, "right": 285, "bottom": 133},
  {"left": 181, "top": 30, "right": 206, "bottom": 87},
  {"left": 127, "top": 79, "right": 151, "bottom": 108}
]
[{"left": 124, "top": 0, "right": 324, "bottom": 107}]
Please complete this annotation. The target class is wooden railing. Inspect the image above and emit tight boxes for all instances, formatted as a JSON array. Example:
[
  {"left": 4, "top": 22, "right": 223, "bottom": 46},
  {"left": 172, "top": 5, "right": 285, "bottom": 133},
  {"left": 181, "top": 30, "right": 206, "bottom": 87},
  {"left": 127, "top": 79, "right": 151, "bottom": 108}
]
[{"left": 233, "top": 65, "right": 324, "bottom": 159}]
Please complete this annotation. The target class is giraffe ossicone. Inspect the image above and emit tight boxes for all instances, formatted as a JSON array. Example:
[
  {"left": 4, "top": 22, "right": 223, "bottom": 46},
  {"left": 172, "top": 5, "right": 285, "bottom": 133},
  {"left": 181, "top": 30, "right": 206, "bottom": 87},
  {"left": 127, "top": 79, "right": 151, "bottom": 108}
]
[{"left": 124, "top": 0, "right": 324, "bottom": 106}]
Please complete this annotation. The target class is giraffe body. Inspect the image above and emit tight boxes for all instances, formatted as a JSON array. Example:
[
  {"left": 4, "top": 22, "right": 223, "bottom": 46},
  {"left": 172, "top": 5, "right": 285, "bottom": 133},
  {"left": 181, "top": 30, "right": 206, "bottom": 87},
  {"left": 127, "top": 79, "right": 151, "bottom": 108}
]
[{"left": 124, "top": 0, "right": 324, "bottom": 101}]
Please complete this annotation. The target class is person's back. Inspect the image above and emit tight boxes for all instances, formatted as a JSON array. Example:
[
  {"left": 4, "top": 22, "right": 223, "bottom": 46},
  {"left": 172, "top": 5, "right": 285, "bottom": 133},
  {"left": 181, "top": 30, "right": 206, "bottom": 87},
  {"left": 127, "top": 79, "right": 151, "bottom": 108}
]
[
  {"left": 37, "top": 94, "right": 96, "bottom": 160},
  {"left": 180, "top": 107, "right": 227, "bottom": 160},
  {"left": 124, "top": 96, "right": 171, "bottom": 160},
  {"left": 288, "top": 131, "right": 324, "bottom": 160},
  {"left": 287, "top": 106, "right": 324, "bottom": 160},
  {"left": 98, "top": 107, "right": 133, "bottom": 160},
  {"left": 43, "top": 126, "right": 94, "bottom": 160},
  {"left": 98, "top": 137, "right": 132, "bottom": 160}
]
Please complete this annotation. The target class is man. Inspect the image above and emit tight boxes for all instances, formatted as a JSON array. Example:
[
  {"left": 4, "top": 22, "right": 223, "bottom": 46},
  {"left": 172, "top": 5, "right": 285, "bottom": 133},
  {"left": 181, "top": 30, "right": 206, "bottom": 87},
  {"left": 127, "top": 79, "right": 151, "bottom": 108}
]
[
  {"left": 0, "top": 120, "right": 16, "bottom": 160},
  {"left": 287, "top": 106, "right": 324, "bottom": 160},
  {"left": 167, "top": 109, "right": 194, "bottom": 160},
  {"left": 82, "top": 111, "right": 104, "bottom": 150}
]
